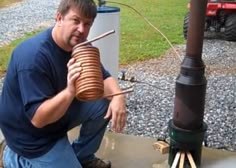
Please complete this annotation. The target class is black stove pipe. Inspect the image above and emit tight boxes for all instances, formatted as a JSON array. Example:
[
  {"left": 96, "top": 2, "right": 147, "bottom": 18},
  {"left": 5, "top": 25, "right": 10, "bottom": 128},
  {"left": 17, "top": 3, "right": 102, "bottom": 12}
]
[{"left": 168, "top": 0, "right": 208, "bottom": 167}]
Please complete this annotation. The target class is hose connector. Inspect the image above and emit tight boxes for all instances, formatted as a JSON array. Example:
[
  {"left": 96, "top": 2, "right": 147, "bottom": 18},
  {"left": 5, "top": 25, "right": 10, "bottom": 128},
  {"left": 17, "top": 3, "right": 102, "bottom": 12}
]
[{"left": 98, "top": 0, "right": 106, "bottom": 7}]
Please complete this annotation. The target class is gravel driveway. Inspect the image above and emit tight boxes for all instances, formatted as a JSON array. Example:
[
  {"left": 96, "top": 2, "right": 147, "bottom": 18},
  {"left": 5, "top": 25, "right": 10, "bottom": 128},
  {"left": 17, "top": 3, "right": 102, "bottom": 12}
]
[
  {"left": 0, "top": 0, "right": 59, "bottom": 47},
  {"left": 118, "top": 40, "right": 236, "bottom": 151},
  {"left": 0, "top": 0, "right": 236, "bottom": 151}
]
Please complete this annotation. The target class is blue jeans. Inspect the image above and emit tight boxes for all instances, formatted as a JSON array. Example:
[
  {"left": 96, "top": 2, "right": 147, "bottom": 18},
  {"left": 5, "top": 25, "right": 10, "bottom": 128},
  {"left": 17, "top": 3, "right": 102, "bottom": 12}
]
[{"left": 3, "top": 99, "right": 110, "bottom": 168}]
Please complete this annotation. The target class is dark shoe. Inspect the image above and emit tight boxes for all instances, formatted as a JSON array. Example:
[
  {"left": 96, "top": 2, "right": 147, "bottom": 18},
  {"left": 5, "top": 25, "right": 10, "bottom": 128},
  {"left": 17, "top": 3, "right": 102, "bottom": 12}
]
[
  {"left": 0, "top": 140, "right": 6, "bottom": 168},
  {"left": 81, "top": 157, "right": 111, "bottom": 168}
]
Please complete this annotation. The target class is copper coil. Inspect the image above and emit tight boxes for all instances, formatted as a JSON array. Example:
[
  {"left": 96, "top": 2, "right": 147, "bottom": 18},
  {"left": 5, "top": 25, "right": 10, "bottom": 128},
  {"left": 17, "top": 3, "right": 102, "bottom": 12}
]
[
  {"left": 76, "top": 83, "right": 104, "bottom": 92},
  {"left": 72, "top": 45, "right": 104, "bottom": 101},
  {"left": 78, "top": 74, "right": 102, "bottom": 81},
  {"left": 74, "top": 51, "right": 100, "bottom": 57},
  {"left": 76, "top": 80, "right": 104, "bottom": 88},
  {"left": 72, "top": 46, "right": 99, "bottom": 58},
  {"left": 81, "top": 66, "right": 103, "bottom": 71},
  {"left": 73, "top": 57, "right": 100, "bottom": 64},
  {"left": 73, "top": 53, "right": 100, "bottom": 60},
  {"left": 77, "top": 88, "right": 104, "bottom": 102},
  {"left": 79, "top": 62, "right": 102, "bottom": 67}
]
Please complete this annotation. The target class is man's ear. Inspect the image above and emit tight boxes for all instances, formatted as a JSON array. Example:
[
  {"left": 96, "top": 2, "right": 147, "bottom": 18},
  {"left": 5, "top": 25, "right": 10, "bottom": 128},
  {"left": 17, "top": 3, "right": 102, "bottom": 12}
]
[{"left": 56, "top": 12, "right": 63, "bottom": 26}]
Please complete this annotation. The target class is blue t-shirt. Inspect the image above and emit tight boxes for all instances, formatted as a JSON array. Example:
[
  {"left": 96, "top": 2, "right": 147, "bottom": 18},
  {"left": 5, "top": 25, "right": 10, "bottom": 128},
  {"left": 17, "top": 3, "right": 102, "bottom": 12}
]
[{"left": 0, "top": 28, "right": 111, "bottom": 158}]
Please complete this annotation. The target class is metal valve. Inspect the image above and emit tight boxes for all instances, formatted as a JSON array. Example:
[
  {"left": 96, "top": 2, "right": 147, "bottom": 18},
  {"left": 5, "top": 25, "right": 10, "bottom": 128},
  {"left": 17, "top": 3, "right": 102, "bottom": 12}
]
[{"left": 98, "top": 0, "right": 106, "bottom": 7}]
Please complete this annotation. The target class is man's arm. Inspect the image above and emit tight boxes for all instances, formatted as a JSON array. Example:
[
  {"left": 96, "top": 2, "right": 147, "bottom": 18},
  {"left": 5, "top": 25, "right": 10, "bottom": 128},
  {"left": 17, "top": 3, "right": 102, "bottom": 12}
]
[
  {"left": 31, "top": 58, "right": 81, "bottom": 128},
  {"left": 103, "top": 77, "right": 127, "bottom": 133},
  {"left": 31, "top": 88, "right": 74, "bottom": 128}
]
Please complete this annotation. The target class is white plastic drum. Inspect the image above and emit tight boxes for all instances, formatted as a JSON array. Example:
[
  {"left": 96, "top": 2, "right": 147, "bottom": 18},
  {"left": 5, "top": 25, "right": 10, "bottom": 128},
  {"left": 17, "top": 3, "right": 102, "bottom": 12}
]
[{"left": 88, "top": 6, "right": 120, "bottom": 78}]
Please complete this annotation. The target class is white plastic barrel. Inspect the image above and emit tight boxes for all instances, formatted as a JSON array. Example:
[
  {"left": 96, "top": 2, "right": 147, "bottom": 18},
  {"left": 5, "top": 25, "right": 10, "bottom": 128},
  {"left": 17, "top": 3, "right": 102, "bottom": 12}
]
[{"left": 88, "top": 6, "right": 120, "bottom": 78}]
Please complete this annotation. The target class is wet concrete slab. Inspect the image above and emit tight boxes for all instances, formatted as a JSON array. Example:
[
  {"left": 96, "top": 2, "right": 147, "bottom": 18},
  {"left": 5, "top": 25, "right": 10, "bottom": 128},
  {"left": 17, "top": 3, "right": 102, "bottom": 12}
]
[
  {"left": 68, "top": 127, "right": 236, "bottom": 168},
  {"left": 68, "top": 127, "right": 165, "bottom": 168},
  {"left": 1, "top": 128, "right": 235, "bottom": 167}
]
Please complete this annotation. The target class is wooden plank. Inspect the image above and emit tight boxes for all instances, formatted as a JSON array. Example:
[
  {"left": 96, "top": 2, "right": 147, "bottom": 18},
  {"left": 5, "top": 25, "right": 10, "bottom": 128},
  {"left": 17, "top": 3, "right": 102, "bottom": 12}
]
[
  {"left": 153, "top": 141, "right": 169, "bottom": 154},
  {"left": 171, "top": 151, "right": 181, "bottom": 168},
  {"left": 179, "top": 152, "right": 185, "bottom": 168},
  {"left": 186, "top": 152, "right": 197, "bottom": 168}
]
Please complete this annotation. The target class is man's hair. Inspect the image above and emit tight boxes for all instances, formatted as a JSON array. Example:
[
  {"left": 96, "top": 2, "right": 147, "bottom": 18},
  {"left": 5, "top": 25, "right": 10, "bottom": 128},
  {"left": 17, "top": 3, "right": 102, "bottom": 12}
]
[{"left": 57, "top": 0, "right": 97, "bottom": 19}]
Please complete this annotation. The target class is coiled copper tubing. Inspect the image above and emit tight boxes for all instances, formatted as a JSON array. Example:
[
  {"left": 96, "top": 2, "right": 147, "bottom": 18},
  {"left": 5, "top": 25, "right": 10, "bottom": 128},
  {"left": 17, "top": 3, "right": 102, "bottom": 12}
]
[
  {"left": 71, "top": 30, "right": 134, "bottom": 101},
  {"left": 72, "top": 45, "right": 104, "bottom": 101}
]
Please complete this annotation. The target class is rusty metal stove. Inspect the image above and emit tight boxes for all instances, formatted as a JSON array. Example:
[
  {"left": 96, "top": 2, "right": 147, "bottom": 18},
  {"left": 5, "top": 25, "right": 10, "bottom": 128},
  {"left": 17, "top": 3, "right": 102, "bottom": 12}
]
[{"left": 168, "top": 0, "right": 208, "bottom": 167}]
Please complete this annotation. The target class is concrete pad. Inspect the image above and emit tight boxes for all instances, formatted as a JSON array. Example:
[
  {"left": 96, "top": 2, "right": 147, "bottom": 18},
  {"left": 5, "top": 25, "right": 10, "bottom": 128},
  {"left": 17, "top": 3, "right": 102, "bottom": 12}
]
[
  {"left": 1, "top": 127, "right": 235, "bottom": 167},
  {"left": 68, "top": 127, "right": 236, "bottom": 168},
  {"left": 68, "top": 127, "right": 166, "bottom": 168},
  {"left": 202, "top": 148, "right": 236, "bottom": 168},
  {"left": 97, "top": 132, "right": 167, "bottom": 168}
]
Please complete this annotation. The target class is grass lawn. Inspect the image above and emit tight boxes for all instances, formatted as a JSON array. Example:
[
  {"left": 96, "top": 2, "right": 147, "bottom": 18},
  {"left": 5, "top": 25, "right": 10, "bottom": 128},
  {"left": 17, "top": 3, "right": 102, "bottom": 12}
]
[
  {"left": 116, "top": 0, "right": 188, "bottom": 64},
  {"left": 0, "top": 0, "right": 189, "bottom": 75},
  {"left": 0, "top": 0, "right": 21, "bottom": 8}
]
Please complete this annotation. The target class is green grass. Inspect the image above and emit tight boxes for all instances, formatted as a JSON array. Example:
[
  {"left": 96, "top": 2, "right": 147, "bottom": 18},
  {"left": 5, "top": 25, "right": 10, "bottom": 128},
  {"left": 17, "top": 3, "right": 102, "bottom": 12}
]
[
  {"left": 0, "top": 0, "right": 188, "bottom": 75},
  {"left": 0, "top": 30, "right": 43, "bottom": 75},
  {"left": 0, "top": 0, "right": 21, "bottom": 8},
  {"left": 116, "top": 0, "right": 188, "bottom": 64}
]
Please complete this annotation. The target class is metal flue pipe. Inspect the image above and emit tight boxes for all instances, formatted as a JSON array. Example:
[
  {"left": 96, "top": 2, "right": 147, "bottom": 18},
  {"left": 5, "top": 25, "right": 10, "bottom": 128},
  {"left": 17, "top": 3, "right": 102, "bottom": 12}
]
[
  {"left": 168, "top": 0, "right": 208, "bottom": 167},
  {"left": 173, "top": 0, "right": 208, "bottom": 129}
]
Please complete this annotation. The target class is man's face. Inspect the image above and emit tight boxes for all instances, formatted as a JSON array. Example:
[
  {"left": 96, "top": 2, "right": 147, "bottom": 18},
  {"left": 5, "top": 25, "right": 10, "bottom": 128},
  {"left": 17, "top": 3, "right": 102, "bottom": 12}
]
[{"left": 57, "top": 7, "right": 94, "bottom": 51}]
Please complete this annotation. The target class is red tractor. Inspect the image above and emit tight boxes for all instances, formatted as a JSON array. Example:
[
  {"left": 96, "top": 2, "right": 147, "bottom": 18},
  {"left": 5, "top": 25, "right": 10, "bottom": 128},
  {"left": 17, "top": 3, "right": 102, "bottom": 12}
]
[{"left": 183, "top": 0, "right": 236, "bottom": 41}]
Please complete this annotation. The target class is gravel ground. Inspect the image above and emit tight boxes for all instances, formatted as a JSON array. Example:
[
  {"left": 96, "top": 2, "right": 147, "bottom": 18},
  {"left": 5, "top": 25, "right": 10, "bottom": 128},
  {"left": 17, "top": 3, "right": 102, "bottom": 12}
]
[
  {"left": 117, "top": 40, "right": 236, "bottom": 152},
  {"left": 0, "top": 0, "right": 59, "bottom": 47},
  {"left": 0, "top": 0, "right": 236, "bottom": 152}
]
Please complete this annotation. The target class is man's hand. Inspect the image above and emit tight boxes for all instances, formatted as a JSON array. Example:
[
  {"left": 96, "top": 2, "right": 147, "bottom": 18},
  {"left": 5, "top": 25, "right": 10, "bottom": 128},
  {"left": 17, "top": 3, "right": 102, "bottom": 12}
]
[
  {"left": 66, "top": 58, "right": 82, "bottom": 95},
  {"left": 104, "top": 95, "right": 126, "bottom": 133}
]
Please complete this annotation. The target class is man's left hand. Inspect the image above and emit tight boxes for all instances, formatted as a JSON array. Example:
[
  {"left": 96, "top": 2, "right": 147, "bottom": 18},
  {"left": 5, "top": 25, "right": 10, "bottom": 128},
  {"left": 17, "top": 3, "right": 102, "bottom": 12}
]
[{"left": 104, "top": 95, "right": 126, "bottom": 133}]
